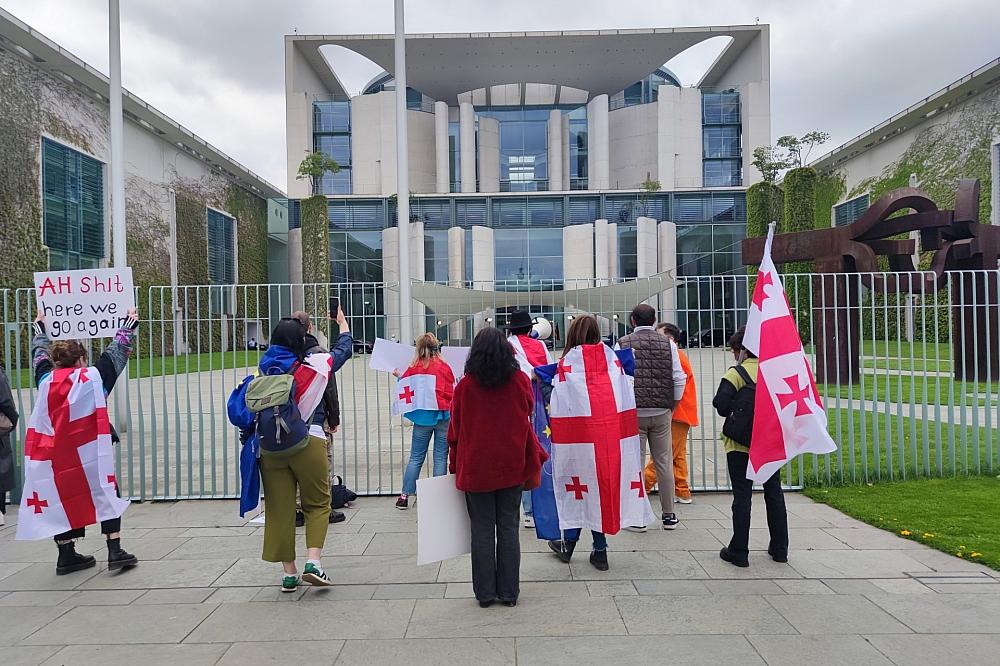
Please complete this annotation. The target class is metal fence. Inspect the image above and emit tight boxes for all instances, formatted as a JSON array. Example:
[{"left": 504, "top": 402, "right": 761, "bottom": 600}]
[{"left": 2, "top": 270, "right": 997, "bottom": 502}]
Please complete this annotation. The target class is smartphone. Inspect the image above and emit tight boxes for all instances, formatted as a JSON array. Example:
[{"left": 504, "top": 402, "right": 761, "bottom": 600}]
[{"left": 328, "top": 296, "right": 340, "bottom": 319}]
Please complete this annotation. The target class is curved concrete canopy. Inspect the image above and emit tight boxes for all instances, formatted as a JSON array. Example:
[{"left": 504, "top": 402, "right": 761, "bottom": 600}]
[{"left": 291, "top": 26, "right": 765, "bottom": 103}]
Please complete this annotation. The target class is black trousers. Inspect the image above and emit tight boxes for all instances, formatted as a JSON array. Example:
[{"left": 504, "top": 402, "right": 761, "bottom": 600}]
[
  {"left": 465, "top": 485, "right": 522, "bottom": 603},
  {"left": 726, "top": 450, "right": 788, "bottom": 562},
  {"left": 53, "top": 517, "right": 121, "bottom": 542}
]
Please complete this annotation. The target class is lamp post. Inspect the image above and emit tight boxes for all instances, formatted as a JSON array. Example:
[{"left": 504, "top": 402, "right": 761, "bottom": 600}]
[{"left": 394, "top": 0, "right": 412, "bottom": 344}]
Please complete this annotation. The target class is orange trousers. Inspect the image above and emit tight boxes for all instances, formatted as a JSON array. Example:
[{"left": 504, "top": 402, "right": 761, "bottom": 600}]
[{"left": 644, "top": 421, "right": 692, "bottom": 499}]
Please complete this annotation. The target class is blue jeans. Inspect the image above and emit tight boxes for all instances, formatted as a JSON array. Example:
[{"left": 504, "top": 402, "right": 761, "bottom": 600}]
[
  {"left": 521, "top": 490, "right": 532, "bottom": 515},
  {"left": 563, "top": 529, "right": 607, "bottom": 552},
  {"left": 402, "top": 420, "right": 449, "bottom": 495}
]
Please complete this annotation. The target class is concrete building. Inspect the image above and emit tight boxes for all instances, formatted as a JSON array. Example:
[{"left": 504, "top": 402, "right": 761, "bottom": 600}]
[
  {"left": 284, "top": 26, "right": 771, "bottom": 341},
  {"left": 811, "top": 57, "right": 1000, "bottom": 230},
  {"left": 0, "top": 8, "right": 285, "bottom": 348}
]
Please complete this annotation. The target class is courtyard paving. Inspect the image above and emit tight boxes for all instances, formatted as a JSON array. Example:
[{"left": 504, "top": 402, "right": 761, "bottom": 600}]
[{"left": 1, "top": 493, "right": 999, "bottom": 665}]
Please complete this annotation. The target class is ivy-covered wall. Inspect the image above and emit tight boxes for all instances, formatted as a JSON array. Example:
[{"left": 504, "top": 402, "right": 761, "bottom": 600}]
[
  {"left": 782, "top": 168, "right": 818, "bottom": 340},
  {"left": 300, "top": 195, "right": 330, "bottom": 285},
  {"left": 813, "top": 171, "right": 846, "bottom": 230}
]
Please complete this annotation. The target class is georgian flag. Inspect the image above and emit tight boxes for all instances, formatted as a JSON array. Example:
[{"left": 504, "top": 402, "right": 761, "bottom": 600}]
[
  {"left": 543, "top": 343, "right": 654, "bottom": 535},
  {"left": 391, "top": 361, "right": 455, "bottom": 416},
  {"left": 743, "top": 224, "right": 838, "bottom": 482},
  {"left": 293, "top": 352, "right": 334, "bottom": 422},
  {"left": 16, "top": 367, "right": 129, "bottom": 540},
  {"left": 508, "top": 334, "right": 552, "bottom": 375}
]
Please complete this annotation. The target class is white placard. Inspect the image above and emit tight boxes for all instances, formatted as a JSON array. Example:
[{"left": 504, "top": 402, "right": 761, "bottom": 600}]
[
  {"left": 369, "top": 338, "right": 415, "bottom": 374},
  {"left": 441, "top": 346, "right": 470, "bottom": 379},
  {"left": 34, "top": 267, "right": 135, "bottom": 340},
  {"left": 416, "top": 474, "right": 471, "bottom": 565}
]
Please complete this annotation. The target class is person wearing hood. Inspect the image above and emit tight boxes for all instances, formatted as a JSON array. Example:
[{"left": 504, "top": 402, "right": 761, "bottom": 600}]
[{"left": 292, "top": 310, "right": 351, "bottom": 524}]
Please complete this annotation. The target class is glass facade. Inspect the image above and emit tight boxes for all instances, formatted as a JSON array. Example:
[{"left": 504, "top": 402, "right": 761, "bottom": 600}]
[
  {"left": 568, "top": 106, "right": 588, "bottom": 190},
  {"left": 494, "top": 228, "right": 563, "bottom": 290},
  {"left": 41, "top": 138, "right": 104, "bottom": 270},
  {"left": 834, "top": 194, "right": 870, "bottom": 227},
  {"left": 702, "top": 91, "right": 742, "bottom": 187},
  {"left": 313, "top": 100, "right": 352, "bottom": 194},
  {"left": 448, "top": 121, "right": 461, "bottom": 192},
  {"left": 609, "top": 68, "right": 681, "bottom": 111},
  {"left": 207, "top": 207, "right": 236, "bottom": 314}
]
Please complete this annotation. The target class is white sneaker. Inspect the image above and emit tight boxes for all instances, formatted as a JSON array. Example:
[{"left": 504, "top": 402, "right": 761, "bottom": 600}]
[
  {"left": 523, "top": 515, "right": 535, "bottom": 529},
  {"left": 0, "top": 512, "right": 5, "bottom": 526},
  {"left": 624, "top": 525, "right": 647, "bottom": 533},
  {"left": 675, "top": 496, "right": 693, "bottom": 504}
]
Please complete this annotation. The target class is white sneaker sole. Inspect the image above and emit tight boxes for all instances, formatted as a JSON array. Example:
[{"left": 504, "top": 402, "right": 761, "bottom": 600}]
[
  {"left": 302, "top": 572, "right": 334, "bottom": 587},
  {"left": 624, "top": 526, "right": 647, "bottom": 533},
  {"left": 675, "top": 497, "right": 693, "bottom": 504},
  {"left": 281, "top": 586, "right": 298, "bottom": 593},
  {"left": 662, "top": 523, "right": 679, "bottom": 530}
]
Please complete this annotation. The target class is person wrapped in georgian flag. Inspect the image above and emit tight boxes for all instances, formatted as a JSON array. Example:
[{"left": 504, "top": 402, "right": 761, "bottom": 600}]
[
  {"left": 391, "top": 334, "right": 455, "bottom": 509},
  {"left": 534, "top": 314, "right": 654, "bottom": 570},
  {"left": 18, "top": 310, "right": 139, "bottom": 578},
  {"left": 506, "top": 310, "right": 554, "bottom": 531}
]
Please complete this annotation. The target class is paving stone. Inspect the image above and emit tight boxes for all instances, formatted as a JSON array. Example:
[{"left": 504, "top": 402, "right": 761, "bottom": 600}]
[
  {"left": 177, "top": 526, "right": 259, "bottom": 537},
  {"left": 823, "top": 527, "right": 925, "bottom": 550},
  {"left": 77, "top": 558, "right": 234, "bottom": 589},
  {"left": 586, "top": 580, "right": 638, "bottom": 596},
  {"left": 0, "top": 562, "right": 104, "bottom": 591},
  {"left": 335, "top": 638, "right": 515, "bottom": 665},
  {"left": 4, "top": 646, "right": 62, "bottom": 666},
  {"left": 702, "top": 579, "right": 786, "bottom": 595},
  {"left": 443, "top": 581, "right": 589, "bottom": 599},
  {"left": 692, "top": 550, "right": 802, "bottom": 579},
  {"left": 868, "top": 578, "right": 932, "bottom": 594},
  {"left": 0, "top": 591, "right": 77, "bottom": 606},
  {"left": 0, "top": 606, "right": 71, "bottom": 645},
  {"left": 299, "top": 584, "right": 377, "bottom": 601},
  {"left": 40, "top": 644, "right": 229, "bottom": 665},
  {"left": 864, "top": 634, "right": 1000, "bottom": 665},
  {"left": 185, "top": 599, "right": 414, "bottom": 642},
  {"left": 632, "top": 579, "right": 711, "bottom": 595},
  {"left": 708, "top": 527, "right": 850, "bottom": 551},
  {"left": 161, "top": 536, "right": 264, "bottom": 560},
  {"left": 202, "top": 587, "right": 260, "bottom": 603},
  {"left": 788, "top": 550, "right": 931, "bottom": 579},
  {"left": 20, "top": 603, "right": 215, "bottom": 645},
  {"left": 615, "top": 594, "right": 794, "bottom": 635},
  {"left": 406, "top": 597, "right": 626, "bottom": 638},
  {"left": 357, "top": 520, "right": 419, "bottom": 534},
  {"left": 218, "top": 640, "right": 346, "bottom": 665},
  {"left": 364, "top": 532, "right": 417, "bottom": 556},
  {"left": 251, "top": 586, "right": 306, "bottom": 602},
  {"left": 0, "top": 538, "right": 100, "bottom": 563},
  {"left": 568, "top": 550, "right": 706, "bottom": 580},
  {"left": 747, "top": 635, "right": 894, "bottom": 665},
  {"left": 766, "top": 594, "right": 912, "bottom": 634},
  {"left": 372, "top": 583, "right": 447, "bottom": 599},
  {"left": 438, "top": 552, "right": 570, "bottom": 583},
  {"left": 61, "top": 590, "right": 146, "bottom": 606},
  {"left": 606, "top": 527, "right": 725, "bottom": 551},
  {"left": 118, "top": 536, "right": 191, "bottom": 560},
  {"left": 518, "top": 635, "right": 764, "bottom": 666},
  {"left": 133, "top": 587, "right": 216, "bottom": 604},
  {"left": 774, "top": 579, "right": 834, "bottom": 595},
  {"left": 821, "top": 579, "right": 884, "bottom": 595},
  {"left": 926, "top": 583, "right": 1000, "bottom": 593},
  {"left": 901, "top": 548, "right": 995, "bottom": 575}
]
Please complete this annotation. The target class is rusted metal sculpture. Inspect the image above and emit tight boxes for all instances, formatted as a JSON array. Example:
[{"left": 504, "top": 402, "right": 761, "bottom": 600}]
[{"left": 743, "top": 179, "right": 1000, "bottom": 384}]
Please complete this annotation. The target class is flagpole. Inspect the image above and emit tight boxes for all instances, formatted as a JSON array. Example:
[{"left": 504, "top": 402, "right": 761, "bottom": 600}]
[
  {"left": 394, "top": 0, "right": 412, "bottom": 344},
  {"left": 109, "top": 0, "right": 129, "bottom": 434}
]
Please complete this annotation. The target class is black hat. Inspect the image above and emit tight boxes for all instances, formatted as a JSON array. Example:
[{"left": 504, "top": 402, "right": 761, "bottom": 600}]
[{"left": 507, "top": 310, "right": 534, "bottom": 331}]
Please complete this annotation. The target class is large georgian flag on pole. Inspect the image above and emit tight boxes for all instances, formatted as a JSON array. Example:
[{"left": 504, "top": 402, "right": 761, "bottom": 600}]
[
  {"left": 547, "top": 343, "right": 654, "bottom": 535},
  {"left": 17, "top": 367, "right": 129, "bottom": 540},
  {"left": 391, "top": 361, "right": 455, "bottom": 416},
  {"left": 742, "top": 223, "right": 837, "bottom": 483}
]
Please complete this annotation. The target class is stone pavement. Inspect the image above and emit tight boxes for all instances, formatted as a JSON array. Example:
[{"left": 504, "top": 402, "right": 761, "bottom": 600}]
[{"left": 2, "top": 493, "right": 999, "bottom": 665}]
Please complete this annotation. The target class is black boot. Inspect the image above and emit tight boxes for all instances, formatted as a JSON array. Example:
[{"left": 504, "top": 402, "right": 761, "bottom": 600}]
[
  {"left": 589, "top": 549, "right": 609, "bottom": 571},
  {"left": 107, "top": 538, "right": 138, "bottom": 572},
  {"left": 56, "top": 541, "right": 96, "bottom": 576},
  {"left": 295, "top": 511, "right": 305, "bottom": 527},
  {"left": 329, "top": 510, "right": 346, "bottom": 524},
  {"left": 547, "top": 539, "right": 576, "bottom": 563}
]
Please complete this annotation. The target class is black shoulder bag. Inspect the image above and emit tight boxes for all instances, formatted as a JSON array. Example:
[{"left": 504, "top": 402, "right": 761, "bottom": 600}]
[{"left": 721, "top": 365, "right": 756, "bottom": 446}]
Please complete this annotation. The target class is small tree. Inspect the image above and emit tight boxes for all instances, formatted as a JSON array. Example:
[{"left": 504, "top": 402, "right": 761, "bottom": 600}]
[
  {"left": 638, "top": 173, "right": 662, "bottom": 216},
  {"left": 776, "top": 131, "right": 830, "bottom": 169},
  {"left": 751, "top": 145, "right": 788, "bottom": 183},
  {"left": 296, "top": 151, "right": 340, "bottom": 194}
]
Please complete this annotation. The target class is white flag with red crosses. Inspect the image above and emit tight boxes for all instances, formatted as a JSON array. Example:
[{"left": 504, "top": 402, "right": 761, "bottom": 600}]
[
  {"left": 547, "top": 343, "right": 655, "bottom": 535},
  {"left": 391, "top": 360, "right": 455, "bottom": 416},
  {"left": 743, "top": 224, "right": 838, "bottom": 483},
  {"left": 16, "top": 366, "right": 129, "bottom": 540}
]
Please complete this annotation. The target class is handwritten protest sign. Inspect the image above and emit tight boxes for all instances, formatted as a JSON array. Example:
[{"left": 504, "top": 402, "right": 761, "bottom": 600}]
[{"left": 34, "top": 268, "right": 135, "bottom": 340}]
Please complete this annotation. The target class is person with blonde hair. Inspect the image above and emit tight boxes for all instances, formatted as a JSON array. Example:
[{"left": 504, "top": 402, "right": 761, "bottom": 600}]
[{"left": 394, "top": 333, "right": 455, "bottom": 509}]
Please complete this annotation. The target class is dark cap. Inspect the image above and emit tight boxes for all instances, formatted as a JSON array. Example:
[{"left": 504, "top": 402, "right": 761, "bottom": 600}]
[{"left": 507, "top": 310, "right": 533, "bottom": 330}]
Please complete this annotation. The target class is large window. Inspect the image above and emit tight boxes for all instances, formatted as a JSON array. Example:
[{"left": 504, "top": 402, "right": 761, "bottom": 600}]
[
  {"left": 702, "top": 91, "right": 741, "bottom": 125},
  {"left": 207, "top": 208, "right": 236, "bottom": 314},
  {"left": 618, "top": 225, "right": 638, "bottom": 278},
  {"left": 834, "top": 194, "right": 870, "bottom": 227},
  {"left": 702, "top": 91, "right": 742, "bottom": 187},
  {"left": 491, "top": 197, "right": 563, "bottom": 228},
  {"left": 494, "top": 228, "right": 563, "bottom": 290},
  {"left": 42, "top": 138, "right": 104, "bottom": 269},
  {"left": 568, "top": 106, "right": 588, "bottom": 190},
  {"left": 609, "top": 68, "right": 681, "bottom": 111},
  {"left": 330, "top": 231, "right": 382, "bottom": 284},
  {"left": 313, "top": 101, "right": 352, "bottom": 194},
  {"left": 675, "top": 224, "right": 745, "bottom": 276},
  {"left": 424, "top": 229, "right": 449, "bottom": 282},
  {"left": 449, "top": 121, "right": 461, "bottom": 192}
]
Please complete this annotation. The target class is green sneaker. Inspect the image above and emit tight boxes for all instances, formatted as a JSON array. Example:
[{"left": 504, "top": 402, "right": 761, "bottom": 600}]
[
  {"left": 281, "top": 574, "right": 299, "bottom": 593},
  {"left": 301, "top": 562, "right": 333, "bottom": 587}
]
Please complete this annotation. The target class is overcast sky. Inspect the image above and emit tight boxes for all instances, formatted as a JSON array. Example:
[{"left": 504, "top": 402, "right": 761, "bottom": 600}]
[{"left": 3, "top": 0, "right": 998, "bottom": 191}]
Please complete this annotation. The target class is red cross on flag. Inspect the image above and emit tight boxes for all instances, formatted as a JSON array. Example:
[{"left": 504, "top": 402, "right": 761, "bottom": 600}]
[
  {"left": 391, "top": 359, "right": 455, "bottom": 416},
  {"left": 16, "top": 367, "right": 129, "bottom": 540},
  {"left": 742, "top": 224, "right": 837, "bottom": 483},
  {"left": 548, "top": 343, "right": 655, "bottom": 535}
]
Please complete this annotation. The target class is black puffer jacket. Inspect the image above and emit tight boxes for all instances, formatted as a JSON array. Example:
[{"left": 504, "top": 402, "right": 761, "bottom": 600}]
[{"left": 618, "top": 328, "right": 676, "bottom": 410}]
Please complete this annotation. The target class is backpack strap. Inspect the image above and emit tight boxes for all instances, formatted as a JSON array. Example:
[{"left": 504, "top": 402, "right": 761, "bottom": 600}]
[{"left": 733, "top": 364, "right": 755, "bottom": 388}]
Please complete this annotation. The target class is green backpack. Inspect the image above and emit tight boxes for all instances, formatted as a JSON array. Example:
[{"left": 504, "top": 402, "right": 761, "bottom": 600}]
[{"left": 244, "top": 368, "right": 309, "bottom": 454}]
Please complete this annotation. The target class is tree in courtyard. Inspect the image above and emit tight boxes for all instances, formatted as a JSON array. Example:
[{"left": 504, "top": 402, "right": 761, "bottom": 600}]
[
  {"left": 751, "top": 145, "right": 789, "bottom": 183},
  {"left": 639, "top": 173, "right": 662, "bottom": 215},
  {"left": 296, "top": 151, "right": 341, "bottom": 194},
  {"left": 776, "top": 131, "right": 831, "bottom": 169}
]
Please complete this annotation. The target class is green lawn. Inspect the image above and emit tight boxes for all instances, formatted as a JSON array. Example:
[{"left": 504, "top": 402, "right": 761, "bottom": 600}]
[
  {"left": 804, "top": 476, "right": 1000, "bottom": 571},
  {"left": 819, "top": 375, "right": 998, "bottom": 408}
]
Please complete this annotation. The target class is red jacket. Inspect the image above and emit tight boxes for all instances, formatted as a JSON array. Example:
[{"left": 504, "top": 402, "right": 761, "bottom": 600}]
[{"left": 447, "top": 371, "right": 548, "bottom": 493}]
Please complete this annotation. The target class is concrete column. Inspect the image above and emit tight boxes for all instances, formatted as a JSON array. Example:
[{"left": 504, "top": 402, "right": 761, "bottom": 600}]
[
  {"left": 459, "top": 102, "right": 476, "bottom": 193},
  {"left": 434, "top": 101, "right": 450, "bottom": 193},
  {"left": 561, "top": 114, "right": 571, "bottom": 191},
  {"left": 658, "top": 221, "right": 677, "bottom": 324},
  {"left": 447, "top": 226, "right": 466, "bottom": 342},
  {"left": 471, "top": 226, "right": 495, "bottom": 332},
  {"left": 607, "top": 222, "right": 619, "bottom": 280},
  {"left": 742, "top": 81, "right": 771, "bottom": 186},
  {"left": 548, "top": 109, "right": 563, "bottom": 191},
  {"left": 478, "top": 117, "right": 500, "bottom": 193},
  {"left": 637, "top": 216, "right": 658, "bottom": 311},
  {"left": 657, "top": 86, "right": 703, "bottom": 189},
  {"left": 657, "top": 87, "right": 676, "bottom": 191},
  {"left": 594, "top": 219, "right": 609, "bottom": 286},
  {"left": 382, "top": 222, "right": 425, "bottom": 342},
  {"left": 587, "top": 94, "right": 610, "bottom": 190}
]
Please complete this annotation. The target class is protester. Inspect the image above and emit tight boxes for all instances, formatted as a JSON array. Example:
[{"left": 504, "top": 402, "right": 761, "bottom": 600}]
[
  {"left": 712, "top": 327, "right": 788, "bottom": 568},
  {"left": 0, "top": 366, "right": 19, "bottom": 527},
  {"left": 25, "top": 311, "right": 139, "bottom": 574},
  {"left": 506, "top": 310, "right": 553, "bottom": 529},
  {"left": 448, "top": 327, "right": 546, "bottom": 607},
  {"left": 641, "top": 322, "right": 698, "bottom": 503},
  {"left": 229, "top": 314, "right": 347, "bottom": 591},
  {"left": 617, "top": 305, "right": 686, "bottom": 530},
  {"left": 292, "top": 311, "right": 352, "bottom": 525}
]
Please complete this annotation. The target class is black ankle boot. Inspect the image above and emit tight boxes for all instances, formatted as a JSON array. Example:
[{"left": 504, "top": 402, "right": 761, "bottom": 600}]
[
  {"left": 547, "top": 539, "right": 576, "bottom": 563},
  {"left": 589, "top": 549, "right": 609, "bottom": 571},
  {"left": 106, "top": 538, "right": 138, "bottom": 571},
  {"left": 56, "top": 541, "right": 96, "bottom": 576}
]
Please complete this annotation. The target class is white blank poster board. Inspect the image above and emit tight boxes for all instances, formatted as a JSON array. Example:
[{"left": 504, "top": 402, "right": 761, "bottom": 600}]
[{"left": 416, "top": 474, "right": 471, "bottom": 565}]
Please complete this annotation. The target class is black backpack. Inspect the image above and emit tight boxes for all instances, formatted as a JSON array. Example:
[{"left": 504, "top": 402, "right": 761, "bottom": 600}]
[{"left": 722, "top": 364, "right": 756, "bottom": 446}]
